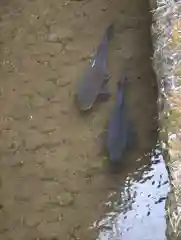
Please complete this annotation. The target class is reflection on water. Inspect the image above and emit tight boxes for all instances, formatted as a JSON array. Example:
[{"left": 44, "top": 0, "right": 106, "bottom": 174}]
[{"left": 94, "top": 142, "right": 170, "bottom": 240}]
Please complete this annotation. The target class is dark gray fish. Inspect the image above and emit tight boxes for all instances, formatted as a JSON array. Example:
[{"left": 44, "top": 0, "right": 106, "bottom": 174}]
[
  {"left": 76, "top": 24, "right": 114, "bottom": 111},
  {"left": 107, "top": 77, "right": 132, "bottom": 164}
]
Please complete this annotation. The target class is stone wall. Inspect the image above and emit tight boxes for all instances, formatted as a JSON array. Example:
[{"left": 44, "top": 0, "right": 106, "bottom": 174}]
[{"left": 151, "top": 0, "right": 181, "bottom": 239}]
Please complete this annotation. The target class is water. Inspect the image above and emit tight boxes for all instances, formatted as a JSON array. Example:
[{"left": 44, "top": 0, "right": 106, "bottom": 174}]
[
  {"left": 0, "top": 0, "right": 171, "bottom": 239},
  {"left": 94, "top": 143, "right": 170, "bottom": 240}
]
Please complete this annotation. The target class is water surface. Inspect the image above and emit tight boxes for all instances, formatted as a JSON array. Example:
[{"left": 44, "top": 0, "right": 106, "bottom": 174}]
[{"left": 94, "top": 143, "right": 170, "bottom": 240}]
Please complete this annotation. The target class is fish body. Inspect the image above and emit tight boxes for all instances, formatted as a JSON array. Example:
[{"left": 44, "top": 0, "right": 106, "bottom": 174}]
[
  {"left": 76, "top": 24, "right": 113, "bottom": 111},
  {"left": 107, "top": 77, "right": 131, "bottom": 163}
]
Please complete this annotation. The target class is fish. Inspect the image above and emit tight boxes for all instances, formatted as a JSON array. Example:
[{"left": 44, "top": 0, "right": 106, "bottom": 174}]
[
  {"left": 76, "top": 24, "right": 114, "bottom": 111},
  {"left": 107, "top": 77, "right": 133, "bottom": 164}
]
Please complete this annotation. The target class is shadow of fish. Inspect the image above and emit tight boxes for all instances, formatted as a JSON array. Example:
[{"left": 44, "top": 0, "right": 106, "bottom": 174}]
[
  {"left": 76, "top": 24, "right": 114, "bottom": 111},
  {"left": 107, "top": 77, "right": 133, "bottom": 165}
]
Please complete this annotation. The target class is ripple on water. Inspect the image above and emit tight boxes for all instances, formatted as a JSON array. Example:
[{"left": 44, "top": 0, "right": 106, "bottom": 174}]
[{"left": 95, "top": 143, "right": 171, "bottom": 240}]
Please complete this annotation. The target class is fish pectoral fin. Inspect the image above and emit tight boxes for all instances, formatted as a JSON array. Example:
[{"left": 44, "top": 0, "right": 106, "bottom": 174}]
[
  {"left": 97, "top": 82, "right": 111, "bottom": 102},
  {"left": 104, "top": 72, "right": 111, "bottom": 80},
  {"left": 100, "top": 82, "right": 109, "bottom": 94}
]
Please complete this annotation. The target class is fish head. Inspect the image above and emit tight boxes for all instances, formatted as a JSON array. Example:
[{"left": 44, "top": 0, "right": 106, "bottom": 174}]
[
  {"left": 116, "top": 76, "right": 128, "bottom": 106},
  {"left": 117, "top": 76, "right": 128, "bottom": 89}
]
